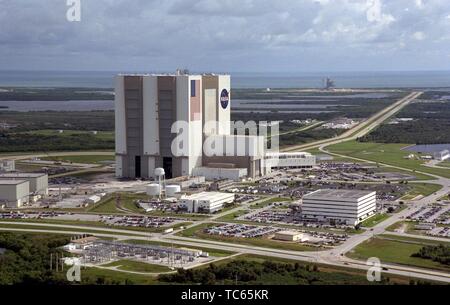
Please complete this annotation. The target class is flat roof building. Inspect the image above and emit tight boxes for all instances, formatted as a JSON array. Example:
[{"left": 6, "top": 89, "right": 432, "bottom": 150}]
[
  {"left": 273, "top": 230, "right": 307, "bottom": 242},
  {"left": 0, "top": 173, "right": 48, "bottom": 196},
  {"left": 301, "top": 189, "right": 376, "bottom": 226},
  {"left": 179, "top": 191, "right": 235, "bottom": 214},
  {"left": 0, "top": 180, "right": 30, "bottom": 208},
  {"left": 265, "top": 152, "right": 316, "bottom": 171}
]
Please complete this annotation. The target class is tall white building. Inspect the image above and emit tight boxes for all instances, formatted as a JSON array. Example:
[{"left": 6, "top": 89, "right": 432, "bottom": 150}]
[{"left": 301, "top": 189, "right": 376, "bottom": 226}]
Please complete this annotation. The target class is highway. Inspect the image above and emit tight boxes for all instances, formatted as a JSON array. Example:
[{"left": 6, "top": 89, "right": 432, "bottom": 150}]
[{"left": 282, "top": 91, "right": 423, "bottom": 152}]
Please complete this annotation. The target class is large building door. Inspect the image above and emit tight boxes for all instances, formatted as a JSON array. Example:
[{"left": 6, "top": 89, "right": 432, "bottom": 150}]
[
  {"left": 163, "top": 157, "right": 172, "bottom": 179},
  {"left": 135, "top": 156, "right": 141, "bottom": 178}
]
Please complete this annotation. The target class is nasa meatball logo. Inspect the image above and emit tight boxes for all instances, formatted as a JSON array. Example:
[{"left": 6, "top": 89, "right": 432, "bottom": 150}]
[{"left": 220, "top": 89, "right": 229, "bottom": 109}]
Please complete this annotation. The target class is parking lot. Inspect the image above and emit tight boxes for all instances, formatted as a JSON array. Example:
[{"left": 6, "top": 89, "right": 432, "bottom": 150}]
[
  {"left": 204, "top": 223, "right": 349, "bottom": 246},
  {"left": 406, "top": 202, "right": 450, "bottom": 238}
]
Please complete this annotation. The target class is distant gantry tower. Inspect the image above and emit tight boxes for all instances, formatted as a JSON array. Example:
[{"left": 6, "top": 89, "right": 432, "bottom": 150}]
[{"left": 323, "top": 77, "right": 335, "bottom": 90}]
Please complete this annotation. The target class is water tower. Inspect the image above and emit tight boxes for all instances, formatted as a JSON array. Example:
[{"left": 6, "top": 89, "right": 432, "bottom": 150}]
[{"left": 154, "top": 167, "right": 166, "bottom": 198}]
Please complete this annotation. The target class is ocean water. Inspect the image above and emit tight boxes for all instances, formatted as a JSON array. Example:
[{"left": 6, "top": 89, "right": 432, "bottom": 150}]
[{"left": 0, "top": 70, "right": 449, "bottom": 89}]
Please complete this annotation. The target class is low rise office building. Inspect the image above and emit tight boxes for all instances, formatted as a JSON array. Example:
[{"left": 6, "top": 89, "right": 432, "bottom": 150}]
[{"left": 301, "top": 189, "right": 376, "bottom": 226}]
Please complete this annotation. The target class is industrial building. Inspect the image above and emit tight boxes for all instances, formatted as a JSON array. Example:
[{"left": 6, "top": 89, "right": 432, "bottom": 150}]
[
  {"left": 114, "top": 72, "right": 268, "bottom": 181},
  {"left": 0, "top": 173, "right": 48, "bottom": 196},
  {"left": 434, "top": 150, "right": 450, "bottom": 161},
  {"left": 265, "top": 152, "right": 316, "bottom": 171},
  {"left": 0, "top": 180, "right": 30, "bottom": 208},
  {"left": 301, "top": 189, "right": 376, "bottom": 226},
  {"left": 179, "top": 192, "right": 235, "bottom": 213},
  {"left": 0, "top": 160, "right": 15, "bottom": 172}
]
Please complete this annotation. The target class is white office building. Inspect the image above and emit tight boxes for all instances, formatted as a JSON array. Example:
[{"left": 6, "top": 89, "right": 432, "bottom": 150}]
[
  {"left": 179, "top": 192, "right": 235, "bottom": 213},
  {"left": 301, "top": 189, "right": 376, "bottom": 226}
]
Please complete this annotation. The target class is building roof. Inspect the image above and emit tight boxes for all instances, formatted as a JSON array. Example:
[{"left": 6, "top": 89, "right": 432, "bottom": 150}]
[
  {"left": 71, "top": 236, "right": 98, "bottom": 245},
  {"left": 0, "top": 173, "right": 47, "bottom": 178},
  {"left": 303, "top": 189, "right": 376, "bottom": 200},
  {"left": 181, "top": 191, "right": 235, "bottom": 201},
  {"left": 0, "top": 179, "right": 28, "bottom": 185},
  {"left": 275, "top": 230, "right": 302, "bottom": 236}
]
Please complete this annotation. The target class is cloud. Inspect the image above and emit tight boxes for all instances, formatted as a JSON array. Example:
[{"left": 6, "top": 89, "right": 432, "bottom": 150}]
[{"left": 0, "top": 0, "right": 449, "bottom": 71}]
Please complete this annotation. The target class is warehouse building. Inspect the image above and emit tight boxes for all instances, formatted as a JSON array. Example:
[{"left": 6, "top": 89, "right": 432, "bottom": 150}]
[
  {"left": 265, "top": 152, "right": 316, "bottom": 172},
  {"left": 433, "top": 150, "right": 450, "bottom": 161},
  {"left": 0, "top": 173, "right": 48, "bottom": 196},
  {"left": 0, "top": 180, "right": 30, "bottom": 208},
  {"left": 301, "top": 189, "right": 376, "bottom": 226},
  {"left": 179, "top": 192, "right": 235, "bottom": 213}
]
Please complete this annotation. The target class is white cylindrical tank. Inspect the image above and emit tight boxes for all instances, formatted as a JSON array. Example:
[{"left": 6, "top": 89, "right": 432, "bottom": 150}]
[
  {"left": 165, "top": 185, "right": 181, "bottom": 197},
  {"left": 154, "top": 167, "right": 165, "bottom": 177},
  {"left": 146, "top": 184, "right": 161, "bottom": 196}
]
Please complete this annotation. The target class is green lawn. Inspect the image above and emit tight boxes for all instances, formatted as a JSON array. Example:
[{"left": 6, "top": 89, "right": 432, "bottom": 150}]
[
  {"left": 178, "top": 223, "right": 322, "bottom": 252},
  {"left": 101, "top": 260, "right": 172, "bottom": 273},
  {"left": 249, "top": 197, "right": 292, "bottom": 209},
  {"left": 360, "top": 213, "right": 391, "bottom": 228},
  {"left": 347, "top": 235, "right": 450, "bottom": 272},
  {"left": 25, "top": 129, "right": 114, "bottom": 140},
  {"left": 437, "top": 161, "right": 450, "bottom": 168},
  {"left": 327, "top": 141, "right": 450, "bottom": 179},
  {"left": 405, "top": 183, "right": 443, "bottom": 199},
  {"left": 81, "top": 267, "right": 159, "bottom": 284},
  {"left": 217, "top": 210, "right": 250, "bottom": 221}
]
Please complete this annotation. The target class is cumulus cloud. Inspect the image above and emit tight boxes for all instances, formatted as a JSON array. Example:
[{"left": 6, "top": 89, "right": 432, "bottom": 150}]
[{"left": 0, "top": 0, "right": 449, "bottom": 71}]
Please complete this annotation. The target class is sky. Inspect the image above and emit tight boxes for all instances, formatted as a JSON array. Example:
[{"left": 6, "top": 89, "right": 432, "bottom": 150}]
[{"left": 0, "top": 0, "right": 450, "bottom": 72}]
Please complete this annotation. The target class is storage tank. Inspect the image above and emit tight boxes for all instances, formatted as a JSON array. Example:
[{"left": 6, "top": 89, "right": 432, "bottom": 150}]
[
  {"left": 146, "top": 184, "right": 161, "bottom": 197},
  {"left": 166, "top": 185, "right": 181, "bottom": 197}
]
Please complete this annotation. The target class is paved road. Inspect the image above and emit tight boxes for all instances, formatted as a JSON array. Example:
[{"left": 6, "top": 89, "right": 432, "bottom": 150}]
[{"left": 282, "top": 91, "right": 423, "bottom": 152}]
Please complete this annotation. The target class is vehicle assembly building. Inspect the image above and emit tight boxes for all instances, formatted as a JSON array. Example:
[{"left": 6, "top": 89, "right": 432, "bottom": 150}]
[
  {"left": 114, "top": 71, "right": 315, "bottom": 181},
  {"left": 301, "top": 189, "right": 376, "bottom": 226}
]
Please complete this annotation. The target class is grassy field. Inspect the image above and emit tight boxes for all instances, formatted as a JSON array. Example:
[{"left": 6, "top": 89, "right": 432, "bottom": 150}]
[
  {"left": 25, "top": 129, "right": 114, "bottom": 140},
  {"left": 327, "top": 141, "right": 450, "bottom": 179},
  {"left": 42, "top": 155, "right": 114, "bottom": 164},
  {"left": 405, "top": 183, "right": 443, "bottom": 199},
  {"left": 177, "top": 223, "right": 322, "bottom": 252},
  {"left": 437, "top": 161, "right": 450, "bottom": 168},
  {"left": 217, "top": 210, "right": 250, "bottom": 222},
  {"left": 249, "top": 197, "right": 292, "bottom": 209},
  {"left": 101, "top": 260, "right": 172, "bottom": 273},
  {"left": 360, "top": 213, "right": 391, "bottom": 228},
  {"left": 347, "top": 235, "right": 450, "bottom": 272},
  {"left": 0, "top": 221, "right": 146, "bottom": 236},
  {"left": 82, "top": 266, "right": 159, "bottom": 284}
]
